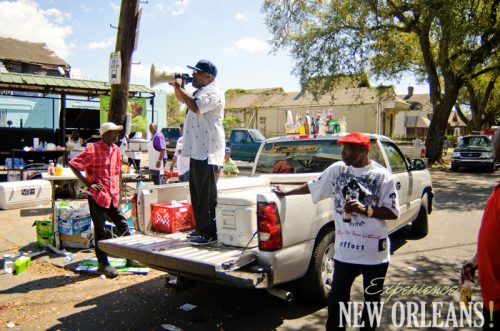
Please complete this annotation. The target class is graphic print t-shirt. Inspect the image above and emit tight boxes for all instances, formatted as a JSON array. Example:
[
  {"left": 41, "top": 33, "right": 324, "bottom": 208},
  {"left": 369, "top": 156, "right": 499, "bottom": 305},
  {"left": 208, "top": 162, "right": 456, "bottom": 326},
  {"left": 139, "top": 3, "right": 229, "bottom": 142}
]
[{"left": 308, "top": 161, "right": 400, "bottom": 265}]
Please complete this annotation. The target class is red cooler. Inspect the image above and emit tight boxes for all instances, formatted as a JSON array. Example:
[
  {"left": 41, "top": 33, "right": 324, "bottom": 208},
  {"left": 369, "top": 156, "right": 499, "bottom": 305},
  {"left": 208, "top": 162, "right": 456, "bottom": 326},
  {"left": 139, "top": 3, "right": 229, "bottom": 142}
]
[{"left": 151, "top": 201, "right": 196, "bottom": 233}]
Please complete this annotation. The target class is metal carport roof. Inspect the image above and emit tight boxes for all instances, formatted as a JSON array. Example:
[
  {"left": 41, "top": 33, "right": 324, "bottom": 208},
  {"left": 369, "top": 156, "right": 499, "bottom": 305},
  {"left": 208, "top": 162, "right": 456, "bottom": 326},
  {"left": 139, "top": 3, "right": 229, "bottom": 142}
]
[{"left": 0, "top": 72, "right": 154, "bottom": 97}]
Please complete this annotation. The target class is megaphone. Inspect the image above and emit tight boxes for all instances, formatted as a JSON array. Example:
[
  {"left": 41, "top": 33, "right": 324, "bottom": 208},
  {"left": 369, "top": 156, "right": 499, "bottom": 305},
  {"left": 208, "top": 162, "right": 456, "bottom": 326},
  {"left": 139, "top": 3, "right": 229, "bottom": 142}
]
[{"left": 150, "top": 64, "right": 192, "bottom": 87}]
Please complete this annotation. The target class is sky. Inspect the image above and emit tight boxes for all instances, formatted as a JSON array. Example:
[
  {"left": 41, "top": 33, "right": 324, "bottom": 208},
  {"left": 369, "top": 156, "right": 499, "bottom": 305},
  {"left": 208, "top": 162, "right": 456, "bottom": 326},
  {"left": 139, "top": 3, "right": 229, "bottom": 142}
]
[{"left": 0, "top": 0, "right": 428, "bottom": 95}]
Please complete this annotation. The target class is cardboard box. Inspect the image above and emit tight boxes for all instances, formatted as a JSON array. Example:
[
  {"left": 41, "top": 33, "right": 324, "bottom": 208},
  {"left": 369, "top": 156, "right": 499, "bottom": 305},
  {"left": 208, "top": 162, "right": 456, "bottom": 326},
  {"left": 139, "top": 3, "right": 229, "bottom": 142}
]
[
  {"left": 151, "top": 201, "right": 196, "bottom": 233},
  {"left": 34, "top": 220, "right": 53, "bottom": 235},
  {"left": 14, "top": 256, "right": 31, "bottom": 274},
  {"left": 37, "top": 234, "right": 55, "bottom": 247},
  {"left": 58, "top": 216, "right": 91, "bottom": 236},
  {"left": 60, "top": 232, "right": 92, "bottom": 249}
]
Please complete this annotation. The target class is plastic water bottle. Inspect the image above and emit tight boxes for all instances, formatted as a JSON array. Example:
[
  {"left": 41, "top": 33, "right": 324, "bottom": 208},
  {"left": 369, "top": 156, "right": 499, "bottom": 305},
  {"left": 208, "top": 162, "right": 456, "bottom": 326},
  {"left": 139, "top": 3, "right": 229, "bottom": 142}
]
[{"left": 48, "top": 161, "right": 55, "bottom": 176}]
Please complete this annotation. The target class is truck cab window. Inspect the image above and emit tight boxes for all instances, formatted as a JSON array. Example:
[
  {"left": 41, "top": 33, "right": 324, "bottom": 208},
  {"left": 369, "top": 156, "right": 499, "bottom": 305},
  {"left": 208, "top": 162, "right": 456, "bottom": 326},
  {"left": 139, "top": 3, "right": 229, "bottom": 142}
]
[{"left": 380, "top": 141, "right": 408, "bottom": 173}]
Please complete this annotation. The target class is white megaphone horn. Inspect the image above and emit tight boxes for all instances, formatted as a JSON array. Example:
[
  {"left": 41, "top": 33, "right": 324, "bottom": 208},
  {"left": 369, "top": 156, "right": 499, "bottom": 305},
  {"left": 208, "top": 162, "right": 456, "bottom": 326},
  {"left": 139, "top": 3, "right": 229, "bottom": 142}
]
[{"left": 150, "top": 64, "right": 192, "bottom": 87}]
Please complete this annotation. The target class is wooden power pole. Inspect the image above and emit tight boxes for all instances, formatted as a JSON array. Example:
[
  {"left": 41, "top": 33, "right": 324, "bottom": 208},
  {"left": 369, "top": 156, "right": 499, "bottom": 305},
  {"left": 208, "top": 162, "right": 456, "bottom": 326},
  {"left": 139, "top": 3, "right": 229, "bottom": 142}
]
[{"left": 108, "top": 0, "right": 140, "bottom": 126}]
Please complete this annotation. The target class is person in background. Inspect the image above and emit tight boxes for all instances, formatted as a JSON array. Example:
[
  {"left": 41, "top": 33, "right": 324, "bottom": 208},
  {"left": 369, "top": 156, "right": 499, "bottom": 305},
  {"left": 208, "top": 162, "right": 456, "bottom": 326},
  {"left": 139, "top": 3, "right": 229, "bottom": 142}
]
[
  {"left": 126, "top": 132, "right": 142, "bottom": 173},
  {"left": 443, "top": 136, "right": 450, "bottom": 156},
  {"left": 170, "top": 59, "right": 225, "bottom": 245},
  {"left": 461, "top": 129, "right": 500, "bottom": 330},
  {"left": 273, "top": 132, "right": 400, "bottom": 331},
  {"left": 148, "top": 122, "right": 166, "bottom": 185},
  {"left": 66, "top": 129, "right": 83, "bottom": 160},
  {"left": 68, "top": 122, "right": 131, "bottom": 279},
  {"left": 170, "top": 122, "right": 190, "bottom": 182},
  {"left": 222, "top": 147, "right": 239, "bottom": 177}
]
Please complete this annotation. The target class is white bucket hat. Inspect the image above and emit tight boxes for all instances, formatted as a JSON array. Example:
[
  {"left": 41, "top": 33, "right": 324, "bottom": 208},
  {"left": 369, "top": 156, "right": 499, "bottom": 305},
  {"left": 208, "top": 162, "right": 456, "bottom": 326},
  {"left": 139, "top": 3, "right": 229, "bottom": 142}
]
[{"left": 99, "top": 122, "right": 123, "bottom": 136}]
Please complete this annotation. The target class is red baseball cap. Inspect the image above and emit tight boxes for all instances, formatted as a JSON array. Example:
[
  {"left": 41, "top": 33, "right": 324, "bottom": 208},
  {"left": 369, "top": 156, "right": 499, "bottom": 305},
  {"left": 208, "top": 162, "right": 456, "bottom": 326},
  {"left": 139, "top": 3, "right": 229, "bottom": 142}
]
[{"left": 337, "top": 132, "right": 371, "bottom": 150}]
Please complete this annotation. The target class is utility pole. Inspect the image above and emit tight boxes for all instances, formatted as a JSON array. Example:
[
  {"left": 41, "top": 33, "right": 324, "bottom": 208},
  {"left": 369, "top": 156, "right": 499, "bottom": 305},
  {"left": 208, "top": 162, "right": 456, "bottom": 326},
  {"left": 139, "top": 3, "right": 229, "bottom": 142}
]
[{"left": 108, "top": 0, "right": 140, "bottom": 126}]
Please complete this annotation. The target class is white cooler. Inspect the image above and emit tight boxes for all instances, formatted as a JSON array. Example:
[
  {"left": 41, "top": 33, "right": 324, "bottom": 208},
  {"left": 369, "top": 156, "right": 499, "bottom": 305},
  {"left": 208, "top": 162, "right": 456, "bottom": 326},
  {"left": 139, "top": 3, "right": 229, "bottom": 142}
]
[
  {"left": 0, "top": 179, "right": 52, "bottom": 210},
  {"left": 216, "top": 188, "right": 272, "bottom": 248}
]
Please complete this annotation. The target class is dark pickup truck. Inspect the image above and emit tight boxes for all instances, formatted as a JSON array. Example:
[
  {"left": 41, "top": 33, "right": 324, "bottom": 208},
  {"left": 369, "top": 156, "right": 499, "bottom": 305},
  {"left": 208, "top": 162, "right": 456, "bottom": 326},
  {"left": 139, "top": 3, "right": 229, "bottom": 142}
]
[
  {"left": 226, "top": 128, "right": 265, "bottom": 162},
  {"left": 451, "top": 134, "right": 498, "bottom": 172},
  {"left": 161, "top": 127, "right": 181, "bottom": 159}
]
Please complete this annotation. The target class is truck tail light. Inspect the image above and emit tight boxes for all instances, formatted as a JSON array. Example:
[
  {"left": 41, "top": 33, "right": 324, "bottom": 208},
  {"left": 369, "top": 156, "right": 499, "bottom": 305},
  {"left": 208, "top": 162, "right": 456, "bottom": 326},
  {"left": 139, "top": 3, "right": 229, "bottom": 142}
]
[
  {"left": 420, "top": 147, "right": 426, "bottom": 158},
  {"left": 257, "top": 201, "right": 282, "bottom": 251}
]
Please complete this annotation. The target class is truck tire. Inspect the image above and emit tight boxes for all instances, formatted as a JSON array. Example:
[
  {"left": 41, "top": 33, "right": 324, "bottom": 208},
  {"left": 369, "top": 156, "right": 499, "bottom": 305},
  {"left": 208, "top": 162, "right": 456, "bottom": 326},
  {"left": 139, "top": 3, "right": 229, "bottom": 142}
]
[
  {"left": 411, "top": 193, "right": 429, "bottom": 237},
  {"left": 296, "top": 228, "right": 335, "bottom": 304},
  {"left": 451, "top": 163, "right": 458, "bottom": 171}
]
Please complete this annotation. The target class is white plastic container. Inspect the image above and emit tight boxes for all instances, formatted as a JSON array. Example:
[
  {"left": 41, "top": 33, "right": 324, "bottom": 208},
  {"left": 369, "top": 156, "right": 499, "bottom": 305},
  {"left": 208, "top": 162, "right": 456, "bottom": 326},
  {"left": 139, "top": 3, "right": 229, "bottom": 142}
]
[
  {"left": 0, "top": 179, "right": 52, "bottom": 210},
  {"left": 216, "top": 188, "right": 269, "bottom": 248}
]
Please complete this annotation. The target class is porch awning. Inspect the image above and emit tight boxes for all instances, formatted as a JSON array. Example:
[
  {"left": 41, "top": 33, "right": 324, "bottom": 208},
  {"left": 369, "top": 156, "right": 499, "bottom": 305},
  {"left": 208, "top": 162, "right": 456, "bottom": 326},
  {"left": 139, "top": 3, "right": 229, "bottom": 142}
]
[{"left": 406, "top": 115, "right": 430, "bottom": 128}]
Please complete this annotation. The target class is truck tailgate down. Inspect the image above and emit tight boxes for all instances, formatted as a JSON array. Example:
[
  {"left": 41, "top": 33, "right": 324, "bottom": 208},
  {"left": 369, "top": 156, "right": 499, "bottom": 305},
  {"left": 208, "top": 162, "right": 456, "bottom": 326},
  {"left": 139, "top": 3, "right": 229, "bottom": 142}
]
[{"left": 99, "top": 233, "right": 266, "bottom": 287}]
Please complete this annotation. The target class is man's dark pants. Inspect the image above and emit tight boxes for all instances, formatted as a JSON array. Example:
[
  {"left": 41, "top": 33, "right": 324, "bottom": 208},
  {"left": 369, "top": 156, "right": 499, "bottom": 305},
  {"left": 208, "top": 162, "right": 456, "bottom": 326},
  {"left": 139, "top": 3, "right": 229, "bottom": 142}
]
[
  {"left": 189, "top": 158, "right": 219, "bottom": 239},
  {"left": 327, "top": 259, "right": 389, "bottom": 331},
  {"left": 179, "top": 170, "right": 189, "bottom": 183},
  {"left": 87, "top": 197, "right": 130, "bottom": 266},
  {"left": 151, "top": 170, "right": 165, "bottom": 185}
]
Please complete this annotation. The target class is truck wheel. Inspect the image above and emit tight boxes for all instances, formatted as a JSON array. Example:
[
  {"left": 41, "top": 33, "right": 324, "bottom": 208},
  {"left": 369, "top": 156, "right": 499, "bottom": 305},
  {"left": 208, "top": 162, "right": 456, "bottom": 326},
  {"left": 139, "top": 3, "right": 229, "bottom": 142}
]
[
  {"left": 296, "top": 228, "right": 335, "bottom": 304},
  {"left": 412, "top": 193, "right": 429, "bottom": 237},
  {"left": 451, "top": 163, "right": 458, "bottom": 171}
]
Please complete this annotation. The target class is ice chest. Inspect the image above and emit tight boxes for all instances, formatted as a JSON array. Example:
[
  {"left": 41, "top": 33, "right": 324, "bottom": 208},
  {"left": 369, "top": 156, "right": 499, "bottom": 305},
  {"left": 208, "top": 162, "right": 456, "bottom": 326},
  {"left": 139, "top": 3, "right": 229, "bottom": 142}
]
[
  {"left": 151, "top": 201, "right": 196, "bottom": 233},
  {"left": 0, "top": 179, "right": 51, "bottom": 210},
  {"left": 216, "top": 188, "right": 269, "bottom": 247}
]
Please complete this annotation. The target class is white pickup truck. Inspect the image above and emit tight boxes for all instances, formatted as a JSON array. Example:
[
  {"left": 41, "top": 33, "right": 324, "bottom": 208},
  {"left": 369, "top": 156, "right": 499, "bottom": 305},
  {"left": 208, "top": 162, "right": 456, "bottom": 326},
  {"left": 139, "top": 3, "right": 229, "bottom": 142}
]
[{"left": 100, "top": 134, "right": 433, "bottom": 303}]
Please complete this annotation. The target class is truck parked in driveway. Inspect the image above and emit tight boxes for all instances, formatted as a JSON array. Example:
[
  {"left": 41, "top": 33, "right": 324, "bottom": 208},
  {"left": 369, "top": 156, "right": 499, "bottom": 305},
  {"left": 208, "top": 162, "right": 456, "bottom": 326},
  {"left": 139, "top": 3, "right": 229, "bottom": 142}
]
[
  {"left": 100, "top": 133, "right": 433, "bottom": 303},
  {"left": 226, "top": 128, "right": 265, "bottom": 162}
]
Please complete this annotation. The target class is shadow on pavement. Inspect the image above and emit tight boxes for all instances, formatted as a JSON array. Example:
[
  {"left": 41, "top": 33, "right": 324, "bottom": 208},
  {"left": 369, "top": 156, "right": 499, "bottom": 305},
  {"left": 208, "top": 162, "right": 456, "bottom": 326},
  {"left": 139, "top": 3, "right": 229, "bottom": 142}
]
[
  {"left": 0, "top": 273, "right": 94, "bottom": 294},
  {"left": 431, "top": 171, "right": 496, "bottom": 212},
  {"left": 47, "top": 276, "right": 325, "bottom": 331}
]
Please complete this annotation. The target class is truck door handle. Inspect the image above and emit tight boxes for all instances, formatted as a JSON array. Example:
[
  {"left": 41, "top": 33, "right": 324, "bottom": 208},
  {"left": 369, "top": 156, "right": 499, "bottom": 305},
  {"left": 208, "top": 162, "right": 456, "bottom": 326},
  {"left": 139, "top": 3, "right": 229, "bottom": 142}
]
[{"left": 396, "top": 182, "right": 401, "bottom": 190}]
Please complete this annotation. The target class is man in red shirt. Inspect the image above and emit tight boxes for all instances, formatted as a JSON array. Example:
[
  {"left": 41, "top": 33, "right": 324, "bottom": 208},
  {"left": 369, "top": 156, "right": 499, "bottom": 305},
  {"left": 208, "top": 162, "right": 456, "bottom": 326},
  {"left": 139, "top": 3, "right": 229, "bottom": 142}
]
[
  {"left": 462, "top": 129, "right": 500, "bottom": 330},
  {"left": 69, "top": 122, "right": 130, "bottom": 278}
]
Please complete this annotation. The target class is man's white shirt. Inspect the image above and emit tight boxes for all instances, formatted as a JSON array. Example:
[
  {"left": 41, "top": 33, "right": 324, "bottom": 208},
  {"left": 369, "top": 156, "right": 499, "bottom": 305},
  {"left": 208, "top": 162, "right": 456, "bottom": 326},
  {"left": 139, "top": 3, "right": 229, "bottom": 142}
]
[
  {"left": 308, "top": 161, "right": 400, "bottom": 265},
  {"left": 183, "top": 81, "right": 225, "bottom": 166}
]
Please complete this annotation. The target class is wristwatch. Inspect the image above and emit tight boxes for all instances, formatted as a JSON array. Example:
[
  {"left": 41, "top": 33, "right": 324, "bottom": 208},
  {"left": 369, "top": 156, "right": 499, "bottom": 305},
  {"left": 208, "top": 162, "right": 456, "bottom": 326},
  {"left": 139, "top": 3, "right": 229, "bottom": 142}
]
[{"left": 365, "top": 206, "right": 374, "bottom": 217}]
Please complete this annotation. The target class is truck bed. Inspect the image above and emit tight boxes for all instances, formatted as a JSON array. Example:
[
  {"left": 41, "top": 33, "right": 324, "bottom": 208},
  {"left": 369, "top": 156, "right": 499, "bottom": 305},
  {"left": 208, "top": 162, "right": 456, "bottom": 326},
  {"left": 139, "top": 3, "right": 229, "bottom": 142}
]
[{"left": 99, "top": 232, "right": 268, "bottom": 288}]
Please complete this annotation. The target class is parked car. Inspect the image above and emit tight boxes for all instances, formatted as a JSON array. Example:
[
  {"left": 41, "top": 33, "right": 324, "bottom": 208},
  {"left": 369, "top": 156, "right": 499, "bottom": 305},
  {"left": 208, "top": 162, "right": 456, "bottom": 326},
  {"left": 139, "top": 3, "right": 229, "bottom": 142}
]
[
  {"left": 100, "top": 133, "right": 433, "bottom": 304},
  {"left": 226, "top": 128, "right": 266, "bottom": 162},
  {"left": 451, "top": 135, "right": 497, "bottom": 172},
  {"left": 161, "top": 127, "right": 181, "bottom": 158}
]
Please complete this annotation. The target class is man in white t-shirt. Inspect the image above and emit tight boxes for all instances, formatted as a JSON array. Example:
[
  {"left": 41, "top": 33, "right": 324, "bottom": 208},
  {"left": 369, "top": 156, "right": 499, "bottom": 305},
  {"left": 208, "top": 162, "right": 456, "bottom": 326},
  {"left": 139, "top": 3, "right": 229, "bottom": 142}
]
[
  {"left": 273, "top": 132, "right": 400, "bottom": 330},
  {"left": 170, "top": 122, "right": 190, "bottom": 182},
  {"left": 170, "top": 59, "right": 225, "bottom": 245}
]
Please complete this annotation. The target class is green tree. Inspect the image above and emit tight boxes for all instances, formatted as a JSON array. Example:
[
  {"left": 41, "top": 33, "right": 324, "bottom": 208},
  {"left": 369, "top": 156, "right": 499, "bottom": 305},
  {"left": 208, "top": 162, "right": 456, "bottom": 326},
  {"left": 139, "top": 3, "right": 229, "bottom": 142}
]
[
  {"left": 455, "top": 71, "right": 500, "bottom": 131},
  {"left": 262, "top": 0, "right": 500, "bottom": 164},
  {"left": 223, "top": 115, "right": 241, "bottom": 138},
  {"left": 166, "top": 93, "right": 184, "bottom": 127}
]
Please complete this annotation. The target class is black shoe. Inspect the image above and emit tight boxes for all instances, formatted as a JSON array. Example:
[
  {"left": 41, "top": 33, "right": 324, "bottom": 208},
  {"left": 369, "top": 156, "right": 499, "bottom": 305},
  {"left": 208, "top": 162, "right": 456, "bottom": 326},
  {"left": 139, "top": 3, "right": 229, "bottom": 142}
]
[
  {"left": 126, "top": 259, "right": 143, "bottom": 268},
  {"left": 189, "top": 236, "right": 217, "bottom": 245},
  {"left": 97, "top": 264, "right": 119, "bottom": 278},
  {"left": 187, "top": 230, "right": 200, "bottom": 238}
]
